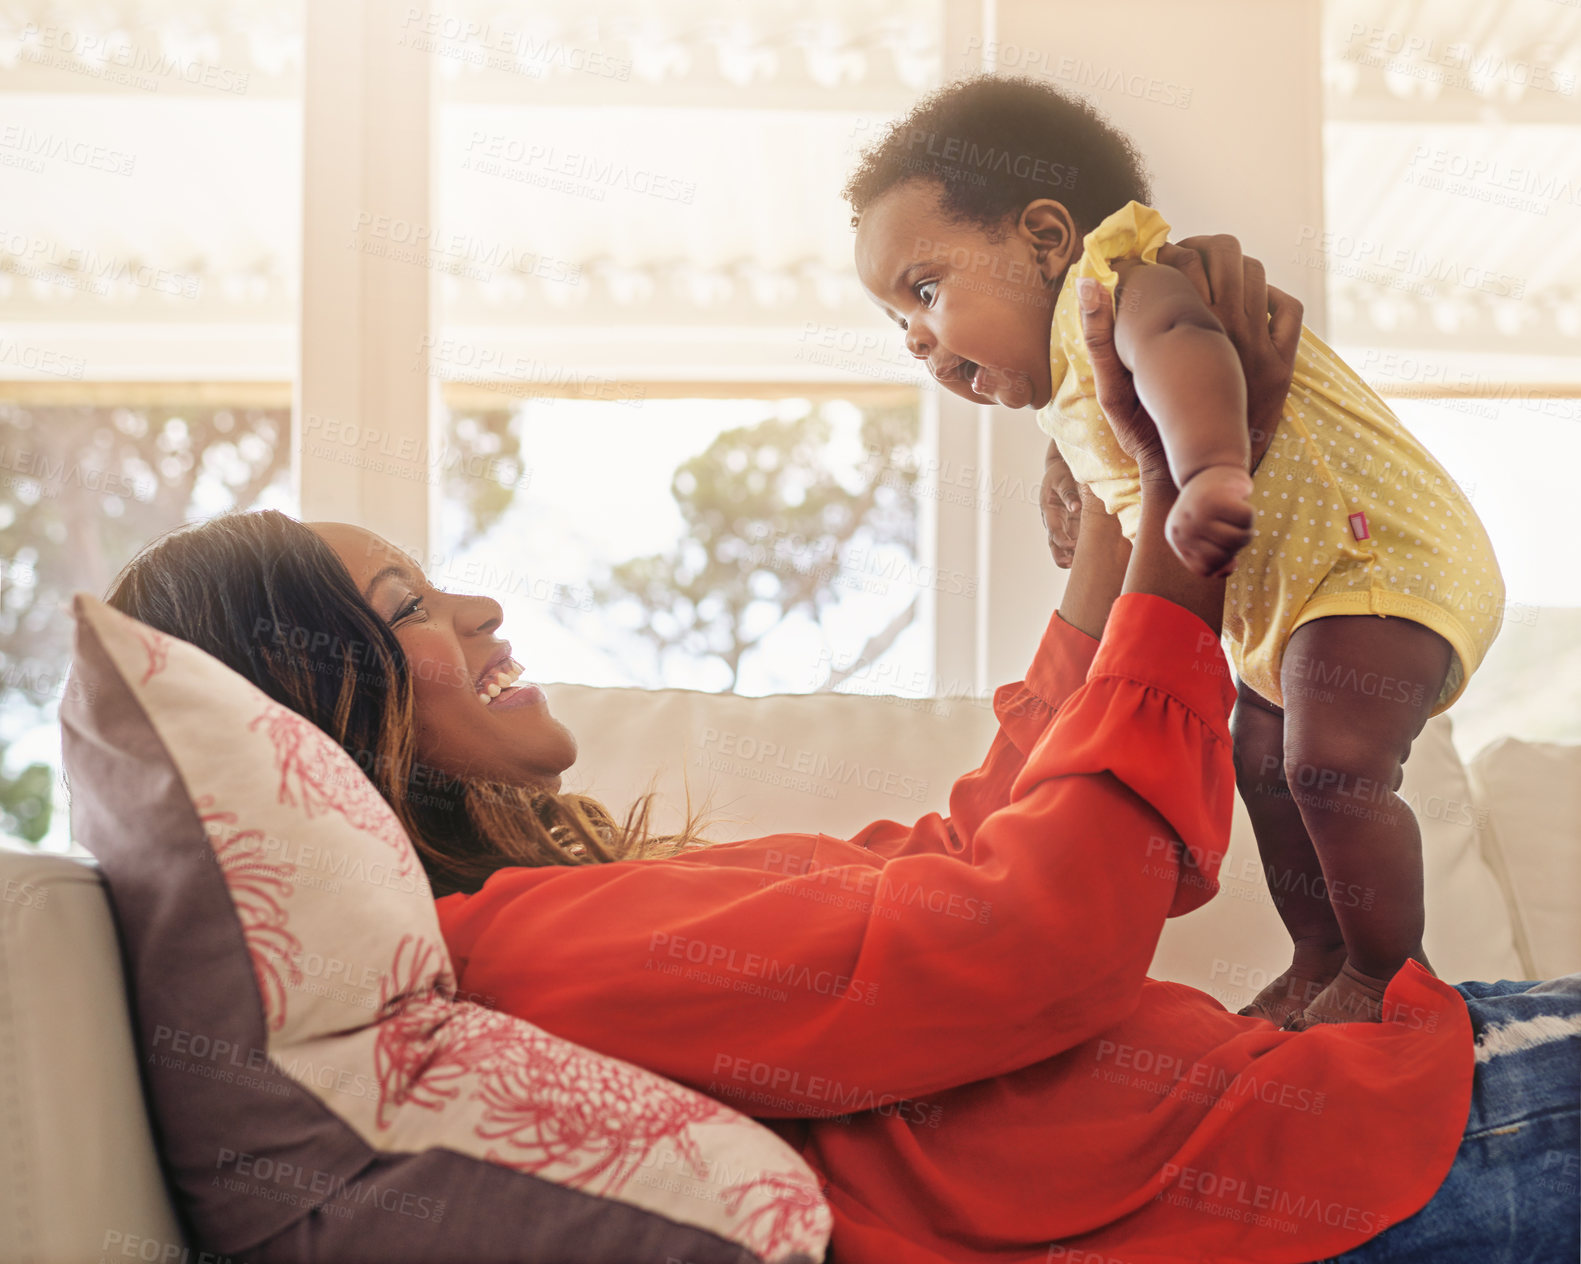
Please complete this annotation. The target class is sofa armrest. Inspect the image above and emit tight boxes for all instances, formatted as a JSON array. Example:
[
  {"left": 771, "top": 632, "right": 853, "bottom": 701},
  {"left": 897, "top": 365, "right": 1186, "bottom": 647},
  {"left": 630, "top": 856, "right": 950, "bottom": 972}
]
[{"left": 0, "top": 846, "right": 186, "bottom": 1262}]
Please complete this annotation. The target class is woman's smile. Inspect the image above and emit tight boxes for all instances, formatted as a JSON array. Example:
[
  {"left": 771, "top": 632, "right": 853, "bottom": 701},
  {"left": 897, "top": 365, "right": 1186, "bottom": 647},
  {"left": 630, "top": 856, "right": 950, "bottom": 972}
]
[
  {"left": 309, "top": 520, "right": 577, "bottom": 789},
  {"left": 473, "top": 651, "right": 550, "bottom": 710},
  {"left": 484, "top": 677, "right": 548, "bottom": 712}
]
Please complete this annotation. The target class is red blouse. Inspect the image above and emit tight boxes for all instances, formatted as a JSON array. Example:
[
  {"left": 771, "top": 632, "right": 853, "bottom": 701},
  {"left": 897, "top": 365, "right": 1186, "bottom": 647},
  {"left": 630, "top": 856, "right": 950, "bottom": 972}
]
[{"left": 437, "top": 593, "right": 1472, "bottom": 1263}]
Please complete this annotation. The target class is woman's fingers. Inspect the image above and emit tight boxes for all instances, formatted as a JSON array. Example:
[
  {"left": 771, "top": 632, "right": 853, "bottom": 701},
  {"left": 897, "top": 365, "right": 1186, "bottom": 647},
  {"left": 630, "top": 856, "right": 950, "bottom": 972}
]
[
  {"left": 1172, "top": 235, "right": 1267, "bottom": 354},
  {"left": 1044, "top": 443, "right": 1082, "bottom": 512},
  {"left": 1241, "top": 256, "right": 1269, "bottom": 336},
  {"left": 1156, "top": 241, "right": 1211, "bottom": 306},
  {"left": 1199, "top": 234, "right": 1245, "bottom": 320},
  {"left": 1076, "top": 278, "right": 1131, "bottom": 422},
  {"left": 1048, "top": 515, "right": 1079, "bottom": 558},
  {"left": 1245, "top": 282, "right": 1303, "bottom": 471},
  {"left": 1168, "top": 234, "right": 1246, "bottom": 317},
  {"left": 1077, "top": 277, "right": 1116, "bottom": 352},
  {"left": 1267, "top": 283, "right": 1304, "bottom": 364},
  {"left": 1041, "top": 486, "right": 1080, "bottom": 569},
  {"left": 1041, "top": 442, "right": 1085, "bottom": 568},
  {"left": 1078, "top": 276, "right": 1167, "bottom": 468},
  {"left": 1160, "top": 235, "right": 1300, "bottom": 474}
]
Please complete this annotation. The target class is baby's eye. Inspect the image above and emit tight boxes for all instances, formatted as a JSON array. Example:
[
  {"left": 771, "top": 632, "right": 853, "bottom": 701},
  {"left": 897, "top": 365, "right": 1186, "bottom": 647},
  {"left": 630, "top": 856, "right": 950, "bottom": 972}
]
[{"left": 916, "top": 279, "right": 938, "bottom": 307}]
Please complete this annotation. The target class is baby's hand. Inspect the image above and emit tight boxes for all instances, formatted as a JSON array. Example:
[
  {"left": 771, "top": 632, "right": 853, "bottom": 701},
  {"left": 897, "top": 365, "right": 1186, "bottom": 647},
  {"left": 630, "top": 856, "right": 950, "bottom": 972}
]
[
  {"left": 1165, "top": 464, "right": 1255, "bottom": 577},
  {"left": 1040, "top": 440, "right": 1083, "bottom": 568}
]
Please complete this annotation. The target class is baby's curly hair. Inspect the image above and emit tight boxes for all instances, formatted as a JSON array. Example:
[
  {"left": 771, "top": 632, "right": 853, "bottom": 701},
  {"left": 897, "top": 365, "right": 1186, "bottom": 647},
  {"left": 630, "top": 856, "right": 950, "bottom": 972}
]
[{"left": 844, "top": 73, "right": 1152, "bottom": 241}]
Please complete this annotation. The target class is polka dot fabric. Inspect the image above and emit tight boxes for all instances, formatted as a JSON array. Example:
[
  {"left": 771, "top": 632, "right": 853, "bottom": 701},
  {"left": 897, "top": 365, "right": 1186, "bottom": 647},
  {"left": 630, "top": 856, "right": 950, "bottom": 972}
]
[{"left": 1039, "top": 202, "right": 1505, "bottom": 713}]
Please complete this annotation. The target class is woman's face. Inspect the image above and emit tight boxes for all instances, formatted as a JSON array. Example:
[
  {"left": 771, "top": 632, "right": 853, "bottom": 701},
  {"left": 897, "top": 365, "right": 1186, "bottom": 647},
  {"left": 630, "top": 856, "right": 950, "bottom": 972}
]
[{"left": 310, "top": 522, "right": 577, "bottom": 792}]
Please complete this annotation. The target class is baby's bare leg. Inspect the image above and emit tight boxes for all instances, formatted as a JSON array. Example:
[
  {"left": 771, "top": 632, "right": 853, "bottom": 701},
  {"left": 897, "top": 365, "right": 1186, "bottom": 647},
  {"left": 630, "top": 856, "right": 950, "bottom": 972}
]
[
  {"left": 1280, "top": 614, "right": 1451, "bottom": 1028},
  {"left": 1231, "top": 682, "right": 1346, "bottom": 1025}
]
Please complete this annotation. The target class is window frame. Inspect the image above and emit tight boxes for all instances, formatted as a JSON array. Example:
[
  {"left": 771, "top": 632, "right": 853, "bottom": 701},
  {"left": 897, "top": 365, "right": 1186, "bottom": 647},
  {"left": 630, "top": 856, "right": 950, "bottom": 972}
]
[{"left": 294, "top": 0, "right": 1017, "bottom": 697}]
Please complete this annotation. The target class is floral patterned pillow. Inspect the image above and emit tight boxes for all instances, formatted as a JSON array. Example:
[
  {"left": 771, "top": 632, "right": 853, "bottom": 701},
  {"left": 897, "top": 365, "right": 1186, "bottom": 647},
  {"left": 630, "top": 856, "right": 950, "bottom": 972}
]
[{"left": 61, "top": 593, "right": 830, "bottom": 1264}]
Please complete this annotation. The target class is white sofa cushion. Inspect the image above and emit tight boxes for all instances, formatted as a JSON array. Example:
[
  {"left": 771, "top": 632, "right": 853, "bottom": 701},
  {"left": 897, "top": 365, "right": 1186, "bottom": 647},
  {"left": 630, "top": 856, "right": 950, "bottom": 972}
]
[
  {"left": 556, "top": 683, "right": 1002, "bottom": 842},
  {"left": 1468, "top": 737, "right": 1581, "bottom": 979},
  {"left": 552, "top": 686, "right": 1527, "bottom": 994}
]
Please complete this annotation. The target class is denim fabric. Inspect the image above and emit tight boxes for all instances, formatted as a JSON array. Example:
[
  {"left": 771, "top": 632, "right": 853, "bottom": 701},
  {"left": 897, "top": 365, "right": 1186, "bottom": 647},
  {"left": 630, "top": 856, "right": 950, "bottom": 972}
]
[{"left": 1319, "top": 975, "right": 1581, "bottom": 1263}]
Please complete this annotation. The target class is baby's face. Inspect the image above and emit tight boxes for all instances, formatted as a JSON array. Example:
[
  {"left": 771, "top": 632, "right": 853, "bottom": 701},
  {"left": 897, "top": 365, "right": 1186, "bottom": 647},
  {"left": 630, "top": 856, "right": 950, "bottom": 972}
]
[{"left": 854, "top": 180, "right": 1071, "bottom": 411}]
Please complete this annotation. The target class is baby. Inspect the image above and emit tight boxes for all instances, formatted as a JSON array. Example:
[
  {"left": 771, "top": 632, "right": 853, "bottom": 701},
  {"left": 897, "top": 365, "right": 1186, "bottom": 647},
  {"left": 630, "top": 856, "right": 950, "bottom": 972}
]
[{"left": 845, "top": 75, "right": 1505, "bottom": 1029}]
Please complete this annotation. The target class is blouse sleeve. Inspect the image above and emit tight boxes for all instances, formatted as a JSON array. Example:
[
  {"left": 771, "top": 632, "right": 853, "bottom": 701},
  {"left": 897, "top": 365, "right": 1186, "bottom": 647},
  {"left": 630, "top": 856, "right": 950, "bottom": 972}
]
[
  {"left": 854, "top": 604, "right": 1102, "bottom": 862},
  {"left": 436, "top": 592, "right": 1238, "bottom": 1116}
]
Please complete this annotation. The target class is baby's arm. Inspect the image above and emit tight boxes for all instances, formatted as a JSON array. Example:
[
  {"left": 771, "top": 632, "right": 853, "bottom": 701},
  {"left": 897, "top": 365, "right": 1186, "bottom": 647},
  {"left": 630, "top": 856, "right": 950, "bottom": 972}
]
[{"left": 1108, "top": 260, "right": 1255, "bottom": 576}]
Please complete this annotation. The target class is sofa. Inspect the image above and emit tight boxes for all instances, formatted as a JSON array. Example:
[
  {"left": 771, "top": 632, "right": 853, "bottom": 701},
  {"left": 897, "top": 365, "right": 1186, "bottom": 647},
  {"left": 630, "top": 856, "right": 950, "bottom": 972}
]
[{"left": 3, "top": 682, "right": 1576, "bottom": 1263}]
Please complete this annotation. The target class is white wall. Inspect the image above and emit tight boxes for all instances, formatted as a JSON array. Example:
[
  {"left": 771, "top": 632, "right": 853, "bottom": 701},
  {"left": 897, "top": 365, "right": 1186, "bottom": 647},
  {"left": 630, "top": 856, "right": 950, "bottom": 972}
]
[{"left": 958, "top": 0, "right": 1326, "bottom": 687}]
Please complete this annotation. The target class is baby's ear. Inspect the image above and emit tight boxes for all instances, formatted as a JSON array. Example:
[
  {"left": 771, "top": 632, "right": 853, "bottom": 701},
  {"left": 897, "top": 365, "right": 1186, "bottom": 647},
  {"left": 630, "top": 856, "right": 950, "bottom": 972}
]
[{"left": 1019, "top": 200, "right": 1078, "bottom": 281}]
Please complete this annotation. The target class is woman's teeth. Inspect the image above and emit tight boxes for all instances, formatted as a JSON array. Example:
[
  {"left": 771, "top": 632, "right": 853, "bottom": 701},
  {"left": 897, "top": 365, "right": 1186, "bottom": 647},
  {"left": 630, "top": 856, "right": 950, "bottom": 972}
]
[{"left": 477, "top": 658, "right": 526, "bottom": 705}]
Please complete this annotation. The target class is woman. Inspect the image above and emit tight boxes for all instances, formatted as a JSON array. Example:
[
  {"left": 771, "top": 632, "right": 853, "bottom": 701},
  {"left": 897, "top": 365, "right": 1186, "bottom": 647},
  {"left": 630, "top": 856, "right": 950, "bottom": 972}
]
[{"left": 107, "top": 243, "right": 1577, "bottom": 1264}]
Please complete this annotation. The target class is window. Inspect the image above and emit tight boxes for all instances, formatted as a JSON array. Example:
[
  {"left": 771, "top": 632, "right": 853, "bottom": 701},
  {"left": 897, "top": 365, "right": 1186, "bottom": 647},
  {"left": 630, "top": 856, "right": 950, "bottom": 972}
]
[
  {"left": 11, "top": 0, "right": 1570, "bottom": 853},
  {"left": 1320, "top": 0, "right": 1581, "bottom": 758},
  {"left": 425, "top": 0, "right": 944, "bottom": 696},
  {"left": 431, "top": 393, "right": 924, "bottom": 695},
  {"left": 3, "top": 0, "right": 968, "bottom": 852},
  {"left": 0, "top": 3, "right": 303, "bottom": 849}
]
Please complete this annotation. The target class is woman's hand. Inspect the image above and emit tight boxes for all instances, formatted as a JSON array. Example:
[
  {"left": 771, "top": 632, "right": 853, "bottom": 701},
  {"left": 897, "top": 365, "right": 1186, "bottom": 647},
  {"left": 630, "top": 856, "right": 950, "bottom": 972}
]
[
  {"left": 1056, "top": 236, "right": 1301, "bottom": 630},
  {"left": 1077, "top": 238, "right": 1305, "bottom": 478},
  {"left": 1158, "top": 236, "right": 1304, "bottom": 470},
  {"left": 1040, "top": 440, "right": 1083, "bottom": 568},
  {"left": 1075, "top": 276, "right": 1168, "bottom": 475}
]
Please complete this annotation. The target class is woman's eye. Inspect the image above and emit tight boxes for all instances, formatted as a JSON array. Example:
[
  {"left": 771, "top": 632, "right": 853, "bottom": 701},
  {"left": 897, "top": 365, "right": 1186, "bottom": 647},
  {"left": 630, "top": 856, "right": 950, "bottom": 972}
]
[
  {"left": 391, "top": 594, "right": 425, "bottom": 625},
  {"left": 917, "top": 279, "right": 938, "bottom": 307}
]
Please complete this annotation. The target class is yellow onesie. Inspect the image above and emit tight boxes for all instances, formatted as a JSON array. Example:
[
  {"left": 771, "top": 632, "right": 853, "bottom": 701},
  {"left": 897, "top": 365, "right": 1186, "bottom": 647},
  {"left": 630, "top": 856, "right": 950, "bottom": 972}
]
[{"left": 1039, "top": 202, "right": 1504, "bottom": 713}]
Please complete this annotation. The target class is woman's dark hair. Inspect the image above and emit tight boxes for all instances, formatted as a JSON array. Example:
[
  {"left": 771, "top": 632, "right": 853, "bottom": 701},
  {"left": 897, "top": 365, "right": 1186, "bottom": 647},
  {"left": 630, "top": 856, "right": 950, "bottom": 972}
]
[
  {"left": 104, "top": 509, "right": 691, "bottom": 897},
  {"left": 843, "top": 73, "right": 1152, "bottom": 239}
]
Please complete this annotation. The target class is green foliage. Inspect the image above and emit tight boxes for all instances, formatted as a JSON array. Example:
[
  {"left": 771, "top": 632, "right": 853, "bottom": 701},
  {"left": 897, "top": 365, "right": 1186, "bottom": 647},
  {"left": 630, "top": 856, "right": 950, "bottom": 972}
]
[
  {"left": 443, "top": 407, "right": 525, "bottom": 544},
  {"left": 1, "top": 403, "right": 288, "bottom": 693},
  {"left": 0, "top": 402, "right": 291, "bottom": 847},
  {"left": 0, "top": 398, "right": 516, "bottom": 848},
  {"left": 0, "top": 761, "right": 53, "bottom": 843},
  {"left": 564, "top": 399, "right": 920, "bottom": 689}
]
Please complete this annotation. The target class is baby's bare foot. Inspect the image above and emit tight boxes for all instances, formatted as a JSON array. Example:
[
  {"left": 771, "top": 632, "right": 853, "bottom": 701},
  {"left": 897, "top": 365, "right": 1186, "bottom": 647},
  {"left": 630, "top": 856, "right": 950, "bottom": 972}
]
[
  {"left": 1284, "top": 962, "right": 1394, "bottom": 1029},
  {"left": 1237, "top": 946, "right": 1346, "bottom": 1026}
]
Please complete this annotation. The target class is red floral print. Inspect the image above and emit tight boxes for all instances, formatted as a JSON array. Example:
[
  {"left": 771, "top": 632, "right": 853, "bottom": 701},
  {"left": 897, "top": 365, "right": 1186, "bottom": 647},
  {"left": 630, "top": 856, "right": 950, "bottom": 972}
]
[
  {"left": 201, "top": 797, "right": 302, "bottom": 1032},
  {"left": 471, "top": 1025, "right": 728, "bottom": 1194},
  {"left": 136, "top": 627, "right": 171, "bottom": 684},
  {"left": 248, "top": 703, "right": 417, "bottom": 878},
  {"left": 372, "top": 935, "right": 480, "bottom": 1128},
  {"left": 722, "top": 1172, "right": 833, "bottom": 1259},
  {"left": 371, "top": 938, "right": 743, "bottom": 1196}
]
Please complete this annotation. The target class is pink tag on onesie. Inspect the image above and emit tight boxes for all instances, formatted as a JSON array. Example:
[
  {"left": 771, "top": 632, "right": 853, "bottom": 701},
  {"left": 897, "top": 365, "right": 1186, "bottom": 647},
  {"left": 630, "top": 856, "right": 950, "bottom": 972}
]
[{"left": 1348, "top": 511, "right": 1371, "bottom": 541}]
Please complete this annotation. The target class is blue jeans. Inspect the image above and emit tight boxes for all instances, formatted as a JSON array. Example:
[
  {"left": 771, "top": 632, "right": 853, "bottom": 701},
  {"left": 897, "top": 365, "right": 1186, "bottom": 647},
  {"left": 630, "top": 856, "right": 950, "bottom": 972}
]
[{"left": 1320, "top": 975, "right": 1580, "bottom": 1263}]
